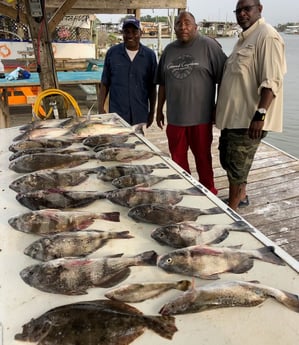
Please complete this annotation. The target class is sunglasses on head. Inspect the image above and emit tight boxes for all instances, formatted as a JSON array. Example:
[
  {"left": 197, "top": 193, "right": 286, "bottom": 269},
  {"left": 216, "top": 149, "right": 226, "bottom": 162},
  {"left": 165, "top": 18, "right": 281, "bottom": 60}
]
[{"left": 233, "top": 5, "right": 258, "bottom": 15}]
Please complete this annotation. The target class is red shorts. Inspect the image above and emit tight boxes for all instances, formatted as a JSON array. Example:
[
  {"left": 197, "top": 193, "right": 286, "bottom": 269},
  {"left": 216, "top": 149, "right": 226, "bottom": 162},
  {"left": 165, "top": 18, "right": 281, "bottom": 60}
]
[{"left": 166, "top": 123, "right": 217, "bottom": 195}]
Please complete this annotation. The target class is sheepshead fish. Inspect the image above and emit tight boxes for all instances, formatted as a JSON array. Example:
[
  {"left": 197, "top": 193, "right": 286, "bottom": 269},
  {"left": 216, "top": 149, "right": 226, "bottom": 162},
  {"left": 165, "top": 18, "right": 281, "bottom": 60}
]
[
  {"left": 128, "top": 203, "right": 223, "bottom": 225},
  {"left": 9, "top": 153, "right": 92, "bottom": 173},
  {"left": 82, "top": 133, "right": 130, "bottom": 147},
  {"left": 24, "top": 230, "right": 134, "bottom": 261},
  {"left": 9, "top": 146, "right": 89, "bottom": 161},
  {"left": 96, "top": 147, "right": 159, "bottom": 162},
  {"left": 105, "top": 186, "right": 202, "bottom": 208},
  {"left": 8, "top": 209, "right": 120, "bottom": 235},
  {"left": 159, "top": 280, "right": 299, "bottom": 315},
  {"left": 9, "top": 138, "right": 72, "bottom": 153},
  {"left": 157, "top": 245, "right": 285, "bottom": 279},
  {"left": 13, "top": 127, "right": 71, "bottom": 142},
  {"left": 71, "top": 121, "right": 132, "bottom": 138},
  {"left": 9, "top": 167, "right": 102, "bottom": 193},
  {"left": 15, "top": 299, "right": 177, "bottom": 344},
  {"left": 20, "top": 250, "right": 158, "bottom": 294},
  {"left": 98, "top": 163, "right": 169, "bottom": 181},
  {"left": 105, "top": 280, "right": 192, "bottom": 303},
  {"left": 151, "top": 221, "right": 254, "bottom": 248},
  {"left": 16, "top": 188, "right": 106, "bottom": 210},
  {"left": 112, "top": 173, "right": 181, "bottom": 188}
]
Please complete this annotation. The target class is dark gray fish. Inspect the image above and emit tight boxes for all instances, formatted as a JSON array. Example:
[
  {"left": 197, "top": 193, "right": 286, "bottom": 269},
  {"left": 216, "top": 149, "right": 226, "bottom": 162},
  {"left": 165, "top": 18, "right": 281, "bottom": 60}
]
[
  {"left": 159, "top": 280, "right": 299, "bottom": 315},
  {"left": 105, "top": 280, "right": 192, "bottom": 303},
  {"left": 9, "top": 146, "right": 89, "bottom": 161},
  {"left": 157, "top": 245, "right": 285, "bottom": 280},
  {"left": 20, "top": 250, "right": 158, "bottom": 294},
  {"left": 8, "top": 209, "right": 120, "bottom": 235},
  {"left": 15, "top": 299, "right": 177, "bottom": 344},
  {"left": 96, "top": 147, "right": 159, "bottom": 162},
  {"left": 9, "top": 167, "right": 102, "bottom": 193},
  {"left": 151, "top": 221, "right": 254, "bottom": 248},
  {"left": 128, "top": 203, "right": 223, "bottom": 225},
  {"left": 105, "top": 186, "right": 202, "bottom": 208},
  {"left": 112, "top": 173, "right": 181, "bottom": 188},
  {"left": 98, "top": 163, "right": 169, "bottom": 181},
  {"left": 16, "top": 188, "right": 106, "bottom": 210},
  {"left": 9, "top": 138, "right": 72, "bottom": 153},
  {"left": 24, "top": 230, "right": 134, "bottom": 261},
  {"left": 9, "top": 153, "right": 92, "bottom": 173},
  {"left": 83, "top": 133, "right": 130, "bottom": 147}
]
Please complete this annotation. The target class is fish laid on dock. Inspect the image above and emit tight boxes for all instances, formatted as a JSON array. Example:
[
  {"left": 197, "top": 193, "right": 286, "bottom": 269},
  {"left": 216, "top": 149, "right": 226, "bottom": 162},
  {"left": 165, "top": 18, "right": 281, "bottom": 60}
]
[
  {"left": 71, "top": 121, "right": 133, "bottom": 138},
  {"left": 151, "top": 221, "right": 254, "bottom": 248},
  {"left": 13, "top": 127, "right": 72, "bottom": 142},
  {"left": 96, "top": 147, "right": 161, "bottom": 162},
  {"left": 16, "top": 188, "right": 107, "bottom": 210},
  {"left": 157, "top": 245, "right": 285, "bottom": 279},
  {"left": 112, "top": 173, "right": 181, "bottom": 188},
  {"left": 159, "top": 280, "right": 299, "bottom": 315},
  {"left": 128, "top": 203, "right": 223, "bottom": 225},
  {"left": 98, "top": 163, "right": 169, "bottom": 181},
  {"left": 9, "top": 152, "right": 93, "bottom": 173},
  {"left": 9, "top": 138, "right": 72, "bottom": 152},
  {"left": 105, "top": 280, "right": 192, "bottom": 303},
  {"left": 20, "top": 250, "right": 158, "bottom": 295},
  {"left": 15, "top": 299, "right": 177, "bottom": 345},
  {"left": 8, "top": 209, "right": 120, "bottom": 235},
  {"left": 82, "top": 133, "right": 131, "bottom": 147},
  {"left": 24, "top": 230, "right": 134, "bottom": 261},
  {"left": 9, "top": 167, "right": 102, "bottom": 193}
]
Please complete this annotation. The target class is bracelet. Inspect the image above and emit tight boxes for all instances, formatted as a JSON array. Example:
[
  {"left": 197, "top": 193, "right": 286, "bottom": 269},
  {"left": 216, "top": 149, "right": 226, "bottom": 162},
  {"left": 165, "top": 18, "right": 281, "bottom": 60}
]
[{"left": 252, "top": 110, "right": 266, "bottom": 121}]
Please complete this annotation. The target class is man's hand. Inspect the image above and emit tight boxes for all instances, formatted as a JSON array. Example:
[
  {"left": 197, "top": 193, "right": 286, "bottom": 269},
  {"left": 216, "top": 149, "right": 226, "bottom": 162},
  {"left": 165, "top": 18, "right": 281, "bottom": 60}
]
[
  {"left": 156, "top": 111, "right": 165, "bottom": 130},
  {"left": 249, "top": 120, "right": 264, "bottom": 139}
]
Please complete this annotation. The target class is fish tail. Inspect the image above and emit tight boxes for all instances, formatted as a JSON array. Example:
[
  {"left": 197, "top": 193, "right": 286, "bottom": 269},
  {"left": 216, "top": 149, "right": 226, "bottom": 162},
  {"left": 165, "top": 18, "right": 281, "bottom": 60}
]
[
  {"left": 117, "top": 231, "right": 134, "bottom": 239},
  {"left": 268, "top": 287, "right": 299, "bottom": 313},
  {"left": 176, "top": 280, "right": 192, "bottom": 291},
  {"left": 145, "top": 315, "right": 178, "bottom": 340},
  {"left": 229, "top": 221, "right": 254, "bottom": 232},
  {"left": 254, "top": 246, "right": 285, "bottom": 266},
  {"left": 167, "top": 174, "right": 182, "bottom": 180},
  {"left": 99, "top": 212, "right": 120, "bottom": 222},
  {"left": 152, "top": 163, "right": 169, "bottom": 169},
  {"left": 135, "top": 250, "right": 158, "bottom": 265},
  {"left": 205, "top": 206, "right": 223, "bottom": 215}
]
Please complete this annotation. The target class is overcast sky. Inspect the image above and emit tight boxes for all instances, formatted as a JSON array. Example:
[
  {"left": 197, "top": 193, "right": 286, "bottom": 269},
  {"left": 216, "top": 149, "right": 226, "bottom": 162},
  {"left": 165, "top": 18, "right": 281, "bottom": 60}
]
[{"left": 97, "top": 0, "right": 298, "bottom": 26}]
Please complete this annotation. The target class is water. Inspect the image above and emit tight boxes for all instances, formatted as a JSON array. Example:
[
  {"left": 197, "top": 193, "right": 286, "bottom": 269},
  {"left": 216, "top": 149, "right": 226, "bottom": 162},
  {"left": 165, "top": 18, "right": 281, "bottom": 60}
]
[{"left": 142, "top": 34, "right": 299, "bottom": 159}]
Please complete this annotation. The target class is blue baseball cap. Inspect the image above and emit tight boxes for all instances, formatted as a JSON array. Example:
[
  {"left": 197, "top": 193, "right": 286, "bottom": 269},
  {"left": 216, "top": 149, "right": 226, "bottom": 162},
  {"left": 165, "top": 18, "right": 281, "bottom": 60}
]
[{"left": 122, "top": 18, "right": 141, "bottom": 30}]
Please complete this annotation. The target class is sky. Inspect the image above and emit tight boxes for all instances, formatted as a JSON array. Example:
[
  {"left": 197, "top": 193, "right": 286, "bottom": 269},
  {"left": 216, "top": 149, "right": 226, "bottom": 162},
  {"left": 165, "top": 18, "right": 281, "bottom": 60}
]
[{"left": 97, "top": 0, "right": 299, "bottom": 26}]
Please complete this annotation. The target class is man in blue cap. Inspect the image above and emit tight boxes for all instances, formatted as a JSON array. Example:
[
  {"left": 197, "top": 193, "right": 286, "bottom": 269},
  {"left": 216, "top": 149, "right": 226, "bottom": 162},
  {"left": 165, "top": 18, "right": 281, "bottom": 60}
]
[{"left": 99, "top": 17, "right": 157, "bottom": 134}]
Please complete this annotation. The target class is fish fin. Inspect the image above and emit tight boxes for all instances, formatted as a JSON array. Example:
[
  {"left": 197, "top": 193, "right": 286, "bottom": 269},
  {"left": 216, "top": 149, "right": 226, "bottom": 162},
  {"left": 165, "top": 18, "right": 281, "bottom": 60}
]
[
  {"left": 209, "top": 230, "right": 229, "bottom": 244},
  {"left": 176, "top": 280, "right": 192, "bottom": 291},
  {"left": 273, "top": 290, "right": 299, "bottom": 313},
  {"left": 105, "top": 253, "right": 124, "bottom": 258},
  {"left": 254, "top": 246, "right": 285, "bottom": 266},
  {"left": 98, "top": 268, "right": 131, "bottom": 288},
  {"left": 135, "top": 250, "right": 158, "bottom": 265},
  {"left": 230, "top": 220, "right": 255, "bottom": 232},
  {"left": 167, "top": 174, "right": 181, "bottom": 180},
  {"left": 117, "top": 231, "right": 134, "bottom": 239},
  {"left": 99, "top": 212, "right": 120, "bottom": 222},
  {"left": 144, "top": 315, "right": 178, "bottom": 340},
  {"left": 230, "top": 258, "right": 255, "bottom": 274},
  {"left": 199, "top": 273, "right": 220, "bottom": 280},
  {"left": 181, "top": 186, "right": 204, "bottom": 195}
]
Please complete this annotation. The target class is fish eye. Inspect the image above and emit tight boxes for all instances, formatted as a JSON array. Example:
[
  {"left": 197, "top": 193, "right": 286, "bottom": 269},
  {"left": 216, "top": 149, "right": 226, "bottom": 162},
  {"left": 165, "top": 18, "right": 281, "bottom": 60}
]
[{"left": 166, "top": 257, "right": 173, "bottom": 264}]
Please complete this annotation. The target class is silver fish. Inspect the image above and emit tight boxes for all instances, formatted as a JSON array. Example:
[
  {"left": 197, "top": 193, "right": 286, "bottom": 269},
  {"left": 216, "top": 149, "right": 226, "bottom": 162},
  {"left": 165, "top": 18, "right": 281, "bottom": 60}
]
[
  {"left": 98, "top": 163, "right": 169, "bottom": 181},
  {"left": 96, "top": 147, "right": 159, "bottom": 162},
  {"left": 105, "top": 280, "right": 192, "bottom": 303},
  {"left": 157, "top": 245, "right": 285, "bottom": 279},
  {"left": 16, "top": 188, "right": 106, "bottom": 210},
  {"left": 112, "top": 173, "right": 181, "bottom": 188},
  {"left": 24, "top": 230, "right": 134, "bottom": 261},
  {"left": 128, "top": 203, "right": 223, "bottom": 225},
  {"left": 151, "top": 221, "right": 254, "bottom": 248},
  {"left": 13, "top": 127, "right": 71, "bottom": 142},
  {"left": 9, "top": 167, "right": 102, "bottom": 193},
  {"left": 9, "top": 138, "right": 72, "bottom": 153},
  {"left": 15, "top": 299, "right": 177, "bottom": 344},
  {"left": 20, "top": 250, "right": 158, "bottom": 295},
  {"left": 159, "top": 280, "right": 299, "bottom": 315},
  {"left": 19, "top": 117, "right": 76, "bottom": 131},
  {"left": 83, "top": 133, "right": 130, "bottom": 147},
  {"left": 8, "top": 209, "right": 120, "bottom": 235},
  {"left": 9, "top": 153, "right": 92, "bottom": 173},
  {"left": 71, "top": 121, "right": 132, "bottom": 138}
]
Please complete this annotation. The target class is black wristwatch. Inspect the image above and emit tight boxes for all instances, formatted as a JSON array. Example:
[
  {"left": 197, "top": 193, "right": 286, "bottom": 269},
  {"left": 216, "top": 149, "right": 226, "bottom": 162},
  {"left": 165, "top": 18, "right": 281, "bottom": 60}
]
[{"left": 252, "top": 108, "right": 266, "bottom": 121}]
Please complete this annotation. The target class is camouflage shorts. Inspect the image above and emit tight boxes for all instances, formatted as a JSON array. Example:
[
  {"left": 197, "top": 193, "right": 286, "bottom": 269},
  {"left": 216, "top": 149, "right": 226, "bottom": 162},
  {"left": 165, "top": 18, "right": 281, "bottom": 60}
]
[{"left": 218, "top": 129, "right": 267, "bottom": 184}]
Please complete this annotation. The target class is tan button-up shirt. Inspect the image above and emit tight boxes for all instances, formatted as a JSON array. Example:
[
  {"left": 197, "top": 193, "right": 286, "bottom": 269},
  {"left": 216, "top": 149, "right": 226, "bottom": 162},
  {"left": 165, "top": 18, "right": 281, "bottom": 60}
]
[{"left": 216, "top": 18, "right": 287, "bottom": 132}]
